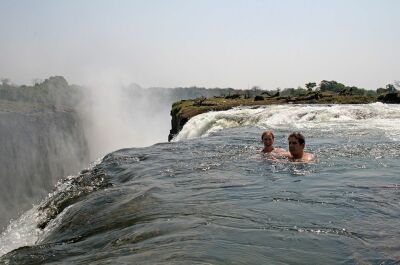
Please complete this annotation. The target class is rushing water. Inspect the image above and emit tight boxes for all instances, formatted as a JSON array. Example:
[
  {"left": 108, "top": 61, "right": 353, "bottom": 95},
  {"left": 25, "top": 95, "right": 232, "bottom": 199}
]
[{"left": 1, "top": 103, "right": 399, "bottom": 264}]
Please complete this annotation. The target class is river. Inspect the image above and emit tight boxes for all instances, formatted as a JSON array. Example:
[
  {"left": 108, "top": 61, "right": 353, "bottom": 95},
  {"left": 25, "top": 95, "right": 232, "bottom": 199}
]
[{"left": 1, "top": 103, "right": 399, "bottom": 264}]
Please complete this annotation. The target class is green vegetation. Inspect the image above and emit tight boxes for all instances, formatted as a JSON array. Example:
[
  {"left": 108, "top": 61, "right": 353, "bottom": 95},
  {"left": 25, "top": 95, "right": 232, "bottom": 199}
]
[
  {"left": 170, "top": 80, "right": 400, "bottom": 120},
  {"left": 2, "top": 77, "right": 399, "bottom": 107},
  {"left": 305, "top": 82, "right": 317, "bottom": 91}
]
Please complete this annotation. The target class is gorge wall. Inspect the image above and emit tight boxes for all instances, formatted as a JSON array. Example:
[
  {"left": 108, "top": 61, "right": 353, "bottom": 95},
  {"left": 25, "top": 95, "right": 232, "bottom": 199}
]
[{"left": 0, "top": 100, "right": 89, "bottom": 229}]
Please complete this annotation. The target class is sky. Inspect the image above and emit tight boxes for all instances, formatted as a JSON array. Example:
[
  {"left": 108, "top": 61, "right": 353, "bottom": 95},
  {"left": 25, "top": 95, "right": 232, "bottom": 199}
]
[{"left": 0, "top": 0, "right": 399, "bottom": 90}]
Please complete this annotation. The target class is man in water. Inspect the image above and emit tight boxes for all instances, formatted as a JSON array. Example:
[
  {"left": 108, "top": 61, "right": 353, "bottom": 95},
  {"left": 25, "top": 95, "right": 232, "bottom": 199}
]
[
  {"left": 261, "top": 131, "right": 285, "bottom": 154},
  {"left": 285, "top": 132, "right": 314, "bottom": 162}
]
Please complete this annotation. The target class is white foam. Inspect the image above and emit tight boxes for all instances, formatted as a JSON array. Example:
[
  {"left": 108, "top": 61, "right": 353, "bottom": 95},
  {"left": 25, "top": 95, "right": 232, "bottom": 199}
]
[
  {"left": 0, "top": 206, "right": 42, "bottom": 257},
  {"left": 0, "top": 201, "right": 75, "bottom": 257},
  {"left": 173, "top": 103, "right": 400, "bottom": 141},
  {"left": 0, "top": 178, "right": 75, "bottom": 257},
  {"left": 173, "top": 108, "right": 265, "bottom": 141},
  {"left": 0, "top": 158, "right": 104, "bottom": 257}
]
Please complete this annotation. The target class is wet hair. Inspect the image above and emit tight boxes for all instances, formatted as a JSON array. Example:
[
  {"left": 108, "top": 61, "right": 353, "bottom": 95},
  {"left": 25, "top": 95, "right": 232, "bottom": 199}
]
[
  {"left": 288, "top": 132, "right": 305, "bottom": 145},
  {"left": 261, "top": 131, "right": 274, "bottom": 140}
]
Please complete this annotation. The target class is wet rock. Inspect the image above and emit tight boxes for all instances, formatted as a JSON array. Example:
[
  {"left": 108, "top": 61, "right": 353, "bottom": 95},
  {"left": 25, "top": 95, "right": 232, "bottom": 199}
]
[{"left": 377, "top": 92, "right": 400, "bottom": 104}]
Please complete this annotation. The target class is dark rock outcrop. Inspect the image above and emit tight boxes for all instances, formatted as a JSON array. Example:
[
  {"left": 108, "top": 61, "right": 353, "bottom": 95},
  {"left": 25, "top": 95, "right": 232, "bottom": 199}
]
[
  {"left": 168, "top": 111, "right": 189, "bottom": 142},
  {"left": 377, "top": 92, "right": 400, "bottom": 103}
]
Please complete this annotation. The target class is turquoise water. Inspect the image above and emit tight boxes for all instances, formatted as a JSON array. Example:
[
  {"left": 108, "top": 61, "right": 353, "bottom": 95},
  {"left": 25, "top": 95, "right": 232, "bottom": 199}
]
[{"left": 1, "top": 104, "right": 399, "bottom": 264}]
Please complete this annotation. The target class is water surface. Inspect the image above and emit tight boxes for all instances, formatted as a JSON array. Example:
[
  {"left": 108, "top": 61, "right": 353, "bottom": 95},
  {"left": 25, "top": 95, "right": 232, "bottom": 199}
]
[{"left": 1, "top": 104, "right": 399, "bottom": 264}]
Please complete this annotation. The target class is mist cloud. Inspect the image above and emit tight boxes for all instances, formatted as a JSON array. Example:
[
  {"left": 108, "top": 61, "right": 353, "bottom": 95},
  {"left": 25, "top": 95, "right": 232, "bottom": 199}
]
[{"left": 77, "top": 72, "right": 171, "bottom": 160}]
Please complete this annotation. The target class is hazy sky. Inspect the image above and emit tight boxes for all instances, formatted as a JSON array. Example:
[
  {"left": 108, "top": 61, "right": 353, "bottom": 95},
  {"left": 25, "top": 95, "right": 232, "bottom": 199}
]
[{"left": 0, "top": 0, "right": 399, "bottom": 90}]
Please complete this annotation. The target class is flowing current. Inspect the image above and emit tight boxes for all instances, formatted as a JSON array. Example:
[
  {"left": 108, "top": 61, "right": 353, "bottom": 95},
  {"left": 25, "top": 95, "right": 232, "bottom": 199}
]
[{"left": 1, "top": 103, "right": 399, "bottom": 264}]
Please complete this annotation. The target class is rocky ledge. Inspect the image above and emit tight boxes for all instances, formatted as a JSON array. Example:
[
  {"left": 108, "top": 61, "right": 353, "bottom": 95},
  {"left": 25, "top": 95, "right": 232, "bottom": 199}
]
[{"left": 168, "top": 91, "right": 400, "bottom": 141}]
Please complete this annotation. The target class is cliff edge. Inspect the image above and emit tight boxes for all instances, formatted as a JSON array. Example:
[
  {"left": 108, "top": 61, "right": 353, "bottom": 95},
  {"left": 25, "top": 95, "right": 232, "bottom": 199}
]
[{"left": 168, "top": 91, "right": 400, "bottom": 141}]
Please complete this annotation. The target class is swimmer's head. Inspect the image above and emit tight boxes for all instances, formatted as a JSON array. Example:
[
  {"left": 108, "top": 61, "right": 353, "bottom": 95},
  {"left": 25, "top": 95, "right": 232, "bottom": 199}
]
[
  {"left": 288, "top": 132, "right": 305, "bottom": 145},
  {"left": 288, "top": 132, "right": 305, "bottom": 156},
  {"left": 261, "top": 131, "right": 274, "bottom": 141},
  {"left": 262, "top": 131, "right": 274, "bottom": 148}
]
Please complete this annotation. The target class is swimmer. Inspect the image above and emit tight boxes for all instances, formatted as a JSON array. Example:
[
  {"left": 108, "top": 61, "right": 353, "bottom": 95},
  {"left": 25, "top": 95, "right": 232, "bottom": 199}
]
[
  {"left": 285, "top": 132, "right": 314, "bottom": 162},
  {"left": 261, "top": 131, "right": 286, "bottom": 155}
]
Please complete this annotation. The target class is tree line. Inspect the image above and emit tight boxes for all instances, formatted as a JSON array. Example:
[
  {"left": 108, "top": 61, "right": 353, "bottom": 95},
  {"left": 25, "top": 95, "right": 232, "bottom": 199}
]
[
  {"left": 1, "top": 76, "right": 399, "bottom": 105},
  {"left": 0, "top": 76, "right": 82, "bottom": 107}
]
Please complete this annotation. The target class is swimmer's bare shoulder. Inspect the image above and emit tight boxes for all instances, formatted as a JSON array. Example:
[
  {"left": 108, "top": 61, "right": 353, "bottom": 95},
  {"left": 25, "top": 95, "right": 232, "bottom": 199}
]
[
  {"left": 301, "top": 153, "right": 315, "bottom": 163},
  {"left": 261, "top": 148, "right": 287, "bottom": 161},
  {"left": 273, "top": 147, "right": 286, "bottom": 154},
  {"left": 281, "top": 152, "right": 315, "bottom": 163},
  {"left": 260, "top": 148, "right": 286, "bottom": 155},
  {"left": 292, "top": 152, "right": 315, "bottom": 163}
]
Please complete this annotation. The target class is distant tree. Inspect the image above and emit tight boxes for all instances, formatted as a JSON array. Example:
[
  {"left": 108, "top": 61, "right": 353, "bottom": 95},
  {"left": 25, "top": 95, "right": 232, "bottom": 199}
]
[
  {"left": 305, "top": 82, "right": 317, "bottom": 92},
  {"left": 43, "top": 76, "right": 69, "bottom": 88},
  {"left": 377, "top": 87, "right": 387, "bottom": 94},
  {"left": 364, "top": 89, "right": 377, "bottom": 97},
  {"left": 386, "top": 84, "right": 397, "bottom": 93},
  {"left": 349, "top": 86, "right": 365, "bottom": 96},
  {"left": 319, "top": 80, "right": 345, "bottom": 93},
  {"left": 295, "top": 87, "right": 308, "bottom": 96},
  {"left": 281, "top": 88, "right": 295, "bottom": 96},
  {"left": 251, "top": 86, "right": 261, "bottom": 97}
]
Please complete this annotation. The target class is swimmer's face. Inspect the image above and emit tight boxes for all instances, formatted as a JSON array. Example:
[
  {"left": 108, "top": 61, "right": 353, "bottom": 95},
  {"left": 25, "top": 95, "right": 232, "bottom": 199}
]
[
  {"left": 288, "top": 136, "right": 304, "bottom": 155},
  {"left": 262, "top": 134, "right": 274, "bottom": 147}
]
